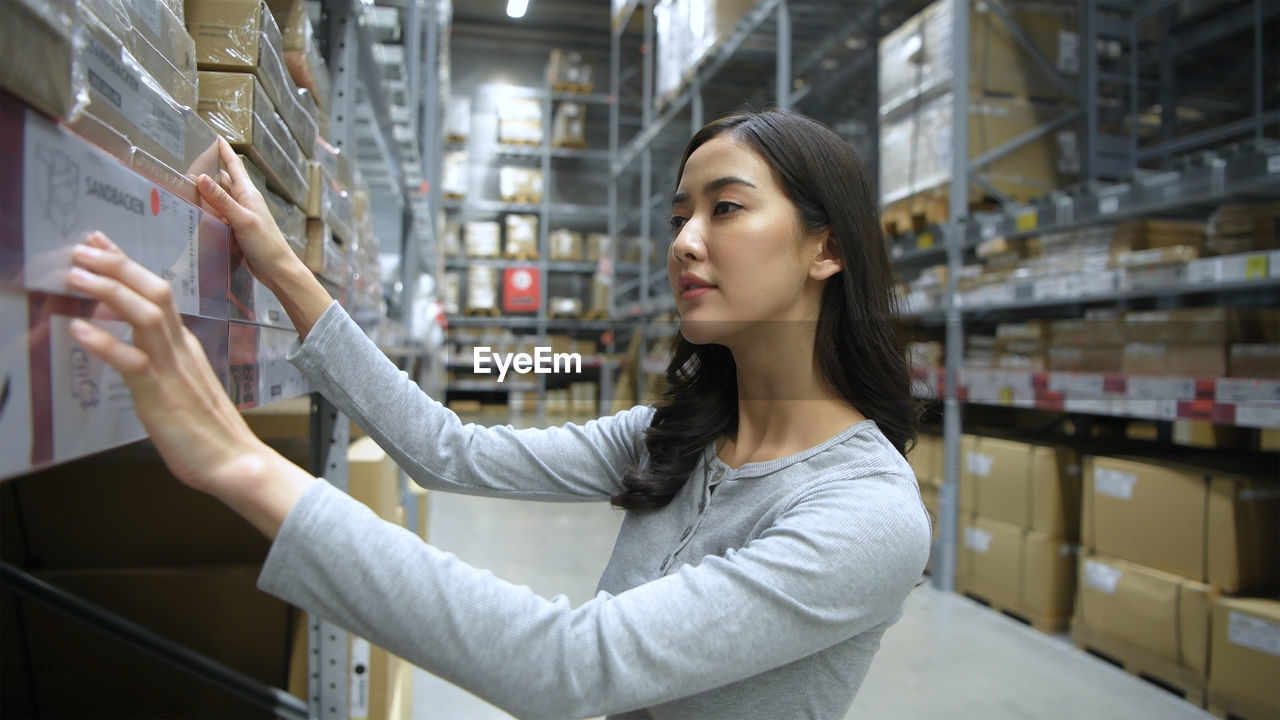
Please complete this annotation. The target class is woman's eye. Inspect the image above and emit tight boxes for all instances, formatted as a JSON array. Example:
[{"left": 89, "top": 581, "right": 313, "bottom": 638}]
[
  {"left": 669, "top": 216, "right": 688, "bottom": 233},
  {"left": 714, "top": 201, "right": 740, "bottom": 215}
]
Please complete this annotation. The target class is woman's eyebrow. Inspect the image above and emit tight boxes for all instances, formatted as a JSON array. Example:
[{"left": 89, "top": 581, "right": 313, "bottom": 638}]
[{"left": 672, "top": 176, "right": 758, "bottom": 206}]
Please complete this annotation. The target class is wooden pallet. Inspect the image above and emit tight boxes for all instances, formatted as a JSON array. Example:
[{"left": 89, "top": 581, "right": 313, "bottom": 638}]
[
  {"left": 1207, "top": 690, "right": 1279, "bottom": 720},
  {"left": 443, "top": 192, "right": 465, "bottom": 201},
  {"left": 552, "top": 139, "right": 589, "bottom": 150},
  {"left": 961, "top": 591, "right": 1070, "bottom": 635},
  {"left": 501, "top": 195, "right": 542, "bottom": 205},
  {"left": 502, "top": 251, "right": 539, "bottom": 261},
  {"left": 552, "top": 82, "right": 594, "bottom": 94},
  {"left": 463, "top": 307, "right": 501, "bottom": 317},
  {"left": 500, "top": 138, "right": 541, "bottom": 147},
  {"left": 583, "top": 309, "right": 610, "bottom": 321},
  {"left": 1070, "top": 620, "right": 1207, "bottom": 708}
]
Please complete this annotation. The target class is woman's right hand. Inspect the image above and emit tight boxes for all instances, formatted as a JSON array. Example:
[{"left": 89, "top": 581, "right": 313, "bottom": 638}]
[
  {"left": 195, "top": 137, "right": 301, "bottom": 284},
  {"left": 196, "top": 138, "right": 332, "bottom": 338}
]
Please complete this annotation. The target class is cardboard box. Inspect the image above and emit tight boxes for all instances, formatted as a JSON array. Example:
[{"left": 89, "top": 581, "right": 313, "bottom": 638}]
[
  {"left": 1209, "top": 597, "right": 1280, "bottom": 719},
  {"left": 957, "top": 516, "right": 1076, "bottom": 620},
  {"left": 586, "top": 233, "right": 612, "bottom": 262},
  {"left": 465, "top": 221, "right": 501, "bottom": 259},
  {"left": 349, "top": 436, "right": 401, "bottom": 522},
  {"left": 407, "top": 484, "right": 430, "bottom": 540},
  {"left": 1, "top": 1, "right": 219, "bottom": 180},
  {"left": 499, "top": 166, "right": 544, "bottom": 203},
  {"left": 7, "top": 565, "right": 291, "bottom": 717},
  {"left": 187, "top": 0, "right": 317, "bottom": 153},
  {"left": 444, "top": 95, "right": 471, "bottom": 141},
  {"left": 907, "top": 433, "right": 937, "bottom": 486},
  {"left": 199, "top": 71, "right": 308, "bottom": 209},
  {"left": 549, "top": 229, "right": 584, "bottom": 261},
  {"left": 1121, "top": 342, "right": 1227, "bottom": 378},
  {"left": 504, "top": 214, "right": 539, "bottom": 259},
  {"left": 1076, "top": 554, "right": 1211, "bottom": 675},
  {"left": 1124, "top": 306, "right": 1245, "bottom": 345},
  {"left": 1047, "top": 345, "right": 1124, "bottom": 373},
  {"left": 1084, "top": 456, "right": 1279, "bottom": 593},
  {"left": 306, "top": 160, "right": 355, "bottom": 243},
  {"left": 548, "top": 48, "right": 593, "bottom": 92},
  {"left": 265, "top": 0, "right": 330, "bottom": 109},
  {"left": 551, "top": 101, "right": 587, "bottom": 147},
  {"left": 85, "top": 0, "right": 198, "bottom": 108},
  {"left": 1230, "top": 344, "right": 1280, "bottom": 378},
  {"left": 303, "top": 219, "right": 349, "bottom": 286},
  {"left": 442, "top": 150, "right": 468, "bottom": 198},
  {"left": 496, "top": 97, "right": 542, "bottom": 145},
  {"left": 466, "top": 266, "right": 498, "bottom": 312},
  {"left": 961, "top": 435, "right": 1079, "bottom": 537},
  {"left": 879, "top": 0, "right": 1079, "bottom": 111}
]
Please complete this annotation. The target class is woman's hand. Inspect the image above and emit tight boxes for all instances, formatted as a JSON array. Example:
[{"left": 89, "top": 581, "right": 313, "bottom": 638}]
[
  {"left": 196, "top": 138, "right": 332, "bottom": 338},
  {"left": 66, "top": 232, "right": 316, "bottom": 538}
]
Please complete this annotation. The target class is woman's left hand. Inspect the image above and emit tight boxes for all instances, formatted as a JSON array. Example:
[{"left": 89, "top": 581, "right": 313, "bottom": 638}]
[{"left": 66, "top": 232, "right": 315, "bottom": 537}]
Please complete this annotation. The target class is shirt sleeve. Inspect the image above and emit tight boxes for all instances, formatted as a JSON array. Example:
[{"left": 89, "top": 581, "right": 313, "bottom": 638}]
[
  {"left": 287, "top": 301, "right": 651, "bottom": 501},
  {"left": 257, "top": 471, "right": 932, "bottom": 720}
]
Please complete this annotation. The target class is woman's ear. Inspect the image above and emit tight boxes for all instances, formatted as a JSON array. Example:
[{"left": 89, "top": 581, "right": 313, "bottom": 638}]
[{"left": 809, "top": 232, "right": 843, "bottom": 281}]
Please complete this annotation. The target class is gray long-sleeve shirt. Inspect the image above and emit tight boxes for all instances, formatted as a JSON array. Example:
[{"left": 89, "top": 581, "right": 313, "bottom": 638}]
[{"left": 259, "top": 302, "right": 932, "bottom": 719}]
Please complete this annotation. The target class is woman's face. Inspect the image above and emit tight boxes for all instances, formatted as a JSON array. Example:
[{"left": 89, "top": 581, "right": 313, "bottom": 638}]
[{"left": 667, "top": 135, "right": 836, "bottom": 346}]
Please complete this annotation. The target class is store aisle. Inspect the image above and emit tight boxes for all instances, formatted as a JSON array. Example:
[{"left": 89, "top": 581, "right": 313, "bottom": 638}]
[{"left": 411, "top": 490, "right": 1214, "bottom": 720}]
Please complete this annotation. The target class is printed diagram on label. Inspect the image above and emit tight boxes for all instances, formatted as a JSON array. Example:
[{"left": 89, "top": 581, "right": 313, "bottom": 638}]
[
  {"left": 71, "top": 346, "right": 101, "bottom": 409},
  {"left": 35, "top": 144, "right": 81, "bottom": 235}
]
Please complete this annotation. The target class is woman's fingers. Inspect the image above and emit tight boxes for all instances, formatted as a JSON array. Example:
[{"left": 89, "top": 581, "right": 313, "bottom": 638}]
[
  {"left": 66, "top": 265, "right": 178, "bottom": 370},
  {"left": 71, "top": 241, "right": 177, "bottom": 318},
  {"left": 216, "top": 137, "right": 255, "bottom": 194},
  {"left": 68, "top": 317, "right": 150, "bottom": 377},
  {"left": 196, "top": 173, "right": 257, "bottom": 229}
]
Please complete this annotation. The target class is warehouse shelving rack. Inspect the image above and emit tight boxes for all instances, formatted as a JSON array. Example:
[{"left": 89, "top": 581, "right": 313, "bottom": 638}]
[
  {"left": 607, "top": 0, "right": 1279, "bottom": 597},
  {"left": 439, "top": 80, "right": 627, "bottom": 422},
  {"left": 0, "top": 1, "right": 448, "bottom": 717}
]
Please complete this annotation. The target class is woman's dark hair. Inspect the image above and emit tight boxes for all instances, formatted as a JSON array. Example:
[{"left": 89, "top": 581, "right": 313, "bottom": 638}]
[{"left": 611, "top": 109, "right": 919, "bottom": 513}]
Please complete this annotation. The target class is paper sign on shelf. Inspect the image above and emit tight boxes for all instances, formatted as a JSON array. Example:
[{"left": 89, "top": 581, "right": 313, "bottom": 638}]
[
  {"left": 48, "top": 314, "right": 147, "bottom": 462},
  {"left": 22, "top": 114, "right": 203, "bottom": 316},
  {"left": 1126, "top": 376, "right": 1197, "bottom": 402},
  {"left": 1048, "top": 373, "right": 1106, "bottom": 397},
  {"left": 0, "top": 293, "right": 33, "bottom": 479},
  {"left": 1094, "top": 468, "right": 1137, "bottom": 500}
]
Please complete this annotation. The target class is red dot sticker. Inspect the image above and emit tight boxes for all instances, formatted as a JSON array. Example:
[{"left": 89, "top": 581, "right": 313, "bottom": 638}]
[{"left": 150, "top": 188, "right": 160, "bottom": 216}]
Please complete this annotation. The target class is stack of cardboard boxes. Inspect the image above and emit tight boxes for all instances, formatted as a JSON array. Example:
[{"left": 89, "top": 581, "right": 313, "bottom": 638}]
[
  {"left": 1076, "top": 455, "right": 1279, "bottom": 714},
  {"left": 653, "top": 0, "right": 754, "bottom": 109},
  {"left": 878, "top": 0, "right": 1080, "bottom": 230},
  {"left": 955, "top": 436, "right": 1081, "bottom": 632}
]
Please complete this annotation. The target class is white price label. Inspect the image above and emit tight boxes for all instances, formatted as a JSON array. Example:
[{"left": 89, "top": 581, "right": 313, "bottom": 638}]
[
  {"left": 1228, "top": 611, "right": 1280, "bottom": 658},
  {"left": 1127, "top": 376, "right": 1197, "bottom": 401},
  {"left": 1235, "top": 404, "right": 1280, "bottom": 429},
  {"left": 1084, "top": 560, "right": 1122, "bottom": 594},
  {"left": 1099, "top": 195, "right": 1119, "bottom": 214},
  {"left": 1049, "top": 373, "right": 1106, "bottom": 397},
  {"left": 1094, "top": 468, "right": 1137, "bottom": 500},
  {"left": 1216, "top": 378, "right": 1280, "bottom": 404}
]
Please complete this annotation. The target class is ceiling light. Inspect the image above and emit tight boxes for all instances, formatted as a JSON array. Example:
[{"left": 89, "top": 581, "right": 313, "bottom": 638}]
[{"left": 507, "top": 0, "right": 529, "bottom": 18}]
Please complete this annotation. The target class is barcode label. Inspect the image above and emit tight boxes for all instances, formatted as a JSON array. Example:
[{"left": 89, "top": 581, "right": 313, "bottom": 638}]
[
  {"left": 1228, "top": 611, "right": 1280, "bottom": 658},
  {"left": 1095, "top": 468, "right": 1137, "bottom": 500},
  {"left": 1127, "top": 376, "right": 1197, "bottom": 401},
  {"left": 1084, "top": 560, "right": 1122, "bottom": 594}
]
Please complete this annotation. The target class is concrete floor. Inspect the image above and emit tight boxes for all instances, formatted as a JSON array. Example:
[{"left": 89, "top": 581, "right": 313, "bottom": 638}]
[{"left": 407, "top": 488, "right": 1215, "bottom": 720}]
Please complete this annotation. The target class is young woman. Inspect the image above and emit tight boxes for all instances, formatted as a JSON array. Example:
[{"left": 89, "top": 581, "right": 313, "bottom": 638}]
[{"left": 65, "top": 110, "right": 930, "bottom": 719}]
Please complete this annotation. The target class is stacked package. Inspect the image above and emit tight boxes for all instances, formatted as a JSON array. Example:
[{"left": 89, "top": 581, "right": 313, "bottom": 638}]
[
  {"left": 654, "top": 0, "right": 753, "bottom": 109},
  {"left": 496, "top": 97, "right": 542, "bottom": 146},
  {"left": 1076, "top": 455, "right": 1279, "bottom": 713},
  {"left": 878, "top": 0, "right": 1080, "bottom": 224},
  {"left": 956, "top": 435, "right": 1082, "bottom": 632},
  {"left": 548, "top": 49, "right": 594, "bottom": 93},
  {"left": 551, "top": 102, "right": 588, "bottom": 149}
]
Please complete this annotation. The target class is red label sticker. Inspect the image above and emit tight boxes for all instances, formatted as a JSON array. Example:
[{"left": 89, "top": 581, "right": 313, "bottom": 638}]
[{"left": 150, "top": 188, "right": 160, "bottom": 216}]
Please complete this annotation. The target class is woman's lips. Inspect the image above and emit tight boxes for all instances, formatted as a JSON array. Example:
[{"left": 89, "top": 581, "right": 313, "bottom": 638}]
[{"left": 680, "top": 286, "right": 715, "bottom": 301}]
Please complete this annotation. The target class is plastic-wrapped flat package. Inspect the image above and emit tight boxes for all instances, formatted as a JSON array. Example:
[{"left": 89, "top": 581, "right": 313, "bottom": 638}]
[
  {"left": 198, "top": 71, "right": 308, "bottom": 209},
  {"left": 187, "top": 0, "right": 316, "bottom": 155}
]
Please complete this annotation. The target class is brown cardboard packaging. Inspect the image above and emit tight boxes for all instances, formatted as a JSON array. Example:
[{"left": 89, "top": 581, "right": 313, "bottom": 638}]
[
  {"left": 961, "top": 436, "right": 1080, "bottom": 537},
  {"left": 550, "top": 229, "right": 584, "bottom": 261},
  {"left": 85, "top": 0, "right": 198, "bottom": 108},
  {"left": 187, "top": 0, "right": 316, "bottom": 152},
  {"left": 408, "top": 483, "right": 430, "bottom": 540},
  {"left": 552, "top": 101, "right": 587, "bottom": 147},
  {"left": 1208, "top": 597, "right": 1280, "bottom": 718},
  {"left": 962, "top": 516, "right": 1023, "bottom": 609},
  {"left": 907, "top": 433, "right": 938, "bottom": 486},
  {"left": 1084, "top": 456, "right": 1279, "bottom": 593},
  {"left": 1124, "top": 306, "right": 1244, "bottom": 344},
  {"left": 9, "top": 565, "right": 290, "bottom": 716},
  {"left": 1121, "top": 342, "right": 1227, "bottom": 377},
  {"left": 504, "top": 214, "right": 540, "bottom": 259},
  {"left": 465, "top": 221, "right": 502, "bottom": 259},
  {"left": 1075, "top": 553, "right": 1211, "bottom": 674},
  {"left": 1, "top": 1, "right": 218, "bottom": 179},
  {"left": 306, "top": 160, "right": 356, "bottom": 243},
  {"left": 349, "top": 436, "right": 402, "bottom": 522},
  {"left": 1023, "top": 530, "right": 1077, "bottom": 617},
  {"left": 959, "top": 434, "right": 980, "bottom": 513},
  {"left": 1230, "top": 343, "right": 1280, "bottom": 378},
  {"left": 1047, "top": 345, "right": 1124, "bottom": 373},
  {"left": 304, "top": 219, "right": 349, "bottom": 286},
  {"left": 958, "top": 516, "right": 1076, "bottom": 620},
  {"left": 199, "top": 70, "right": 308, "bottom": 208}
]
